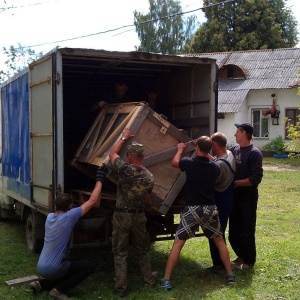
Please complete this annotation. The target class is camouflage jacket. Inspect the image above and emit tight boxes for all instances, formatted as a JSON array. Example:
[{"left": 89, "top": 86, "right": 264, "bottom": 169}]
[{"left": 112, "top": 157, "right": 154, "bottom": 209}]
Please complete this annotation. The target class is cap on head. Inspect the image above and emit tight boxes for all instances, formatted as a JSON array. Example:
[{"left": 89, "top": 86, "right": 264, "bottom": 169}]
[
  {"left": 127, "top": 142, "right": 144, "bottom": 154},
  {"left": 234, "top": 122, "right": 253, "bottom": 135}
]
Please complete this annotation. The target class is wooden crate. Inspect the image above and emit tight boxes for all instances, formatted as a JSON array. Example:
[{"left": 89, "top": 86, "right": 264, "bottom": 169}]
[{"left": 71, "top": 102, "right": 195, "bottom": 214}]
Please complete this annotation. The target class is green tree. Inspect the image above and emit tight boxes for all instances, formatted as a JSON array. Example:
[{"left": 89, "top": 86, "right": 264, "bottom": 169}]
[
  {"left": 0, "top": 43, "right": 43, "bottom": 83},
  {"left": 134, "top": 0, "right": 197, "bottom": 54},
  {"left": 186, "top": 0, "right": 299, "bottom": 53}
]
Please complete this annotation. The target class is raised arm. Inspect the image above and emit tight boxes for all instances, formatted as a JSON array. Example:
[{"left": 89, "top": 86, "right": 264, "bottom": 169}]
[
  {"left": 171, "top": 143, "right": 186, "bottom": 168},
  {"left": 109, "top": 127, "right": 133, "bottom": 164},
  {"left": 81, "top": 164, "right": 108, "bottom": 216}
]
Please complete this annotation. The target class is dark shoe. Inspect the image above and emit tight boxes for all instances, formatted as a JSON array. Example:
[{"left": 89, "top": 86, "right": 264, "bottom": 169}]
[
  {"left": 161, "top": 278, "right": 172, "bottom": 291},
  {"left": 235, "top": 263, "right": 253, "bottom": 270},
  {"left": 48, "top": 288, "right": 70, "bottom": 299},
  {"left": 230, "top": 257, "right": 243, "bottom": 264},
  {"left": 114, "top": 288, "right": 128, "bottom": 298},
  {"left": 226, "top": 274, "right": 236, "bottom": 286},
  {"left": 29, "top": 280, "right": 42, "bottom": 295}
]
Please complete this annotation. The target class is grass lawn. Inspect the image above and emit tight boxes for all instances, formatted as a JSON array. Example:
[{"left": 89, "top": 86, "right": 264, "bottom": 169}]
[{"left": 0, "top": 157, "right": 300, "bottom": 299}]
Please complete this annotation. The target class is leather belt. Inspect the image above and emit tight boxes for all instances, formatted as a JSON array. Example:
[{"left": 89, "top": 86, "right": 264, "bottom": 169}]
[{"left": 115, "top": 207, "right": 144, "bottom": 213}]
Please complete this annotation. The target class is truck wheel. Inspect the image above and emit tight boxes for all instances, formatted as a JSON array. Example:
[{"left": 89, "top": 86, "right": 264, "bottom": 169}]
[{"left": 26, "top": 212, "right": 45, "bottom": 253}]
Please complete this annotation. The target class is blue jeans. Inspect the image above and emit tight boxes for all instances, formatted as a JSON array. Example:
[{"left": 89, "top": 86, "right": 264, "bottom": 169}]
[{"left": 209, "top": 183, "right": 234, "bottom": 267}]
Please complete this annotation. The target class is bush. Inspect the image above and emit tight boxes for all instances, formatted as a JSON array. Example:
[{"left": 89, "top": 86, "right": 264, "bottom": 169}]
[
  {"left": 286, "top": 106, "right": 300, "bottom": 158},
  {"left": 263, "top": 135, "right": 287, "bottom": 154}
]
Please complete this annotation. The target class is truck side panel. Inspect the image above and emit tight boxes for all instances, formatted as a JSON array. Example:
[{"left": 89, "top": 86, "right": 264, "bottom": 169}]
[{"left": 1, "top": 73, "right": 31, "bottom": 201}]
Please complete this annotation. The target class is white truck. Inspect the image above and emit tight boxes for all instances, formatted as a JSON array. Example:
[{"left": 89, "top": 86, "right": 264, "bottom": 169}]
[{"left": 0, "top": 48, "right": 218, "bottom": 253}]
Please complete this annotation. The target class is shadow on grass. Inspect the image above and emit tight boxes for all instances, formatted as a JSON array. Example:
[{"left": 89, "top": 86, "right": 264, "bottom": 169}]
[
  {"left": 1, "top": 219, "right": 255, "bottom": 299},
  {"left": 69, "top": 241, "right": 255, "bottom": 299}
]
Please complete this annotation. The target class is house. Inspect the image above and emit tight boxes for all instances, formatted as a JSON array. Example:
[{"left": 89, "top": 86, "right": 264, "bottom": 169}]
[{"left": 187, "top": 48, "right": 300, "bottom": 150}]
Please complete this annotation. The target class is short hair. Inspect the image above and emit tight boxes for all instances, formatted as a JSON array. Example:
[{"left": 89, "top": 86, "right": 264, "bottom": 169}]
[
  {"left": 55, "top": 193, "right": 72, "bottom": 212},
  {"left": 196, "top": 136, "right": 212, "bottom": 153},
  {"left": 236, "top": 127, "right": 253, "bottom": 141},
  {"left": 211, "top": 132, "right": 227, "bottom": 148}
]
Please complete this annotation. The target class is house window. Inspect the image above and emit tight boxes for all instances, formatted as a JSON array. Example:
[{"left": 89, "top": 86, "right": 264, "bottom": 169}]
[
  {"left": 227, "top": 68, "right": 234, "bottom": 78},
  {"left": 252, "top": 109, "right": 269, "bottom": 138},
  {"left": 285, "top": 108, "right": 299, "bottom": 138}
]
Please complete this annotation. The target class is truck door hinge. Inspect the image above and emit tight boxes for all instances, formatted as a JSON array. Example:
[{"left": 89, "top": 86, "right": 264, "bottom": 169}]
[{"left": 55, "top": 73, "right": 61, "bottom": 84}]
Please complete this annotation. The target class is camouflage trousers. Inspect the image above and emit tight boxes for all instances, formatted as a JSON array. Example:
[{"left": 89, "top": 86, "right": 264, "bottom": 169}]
[{"left": 112, "top": 211, "right": 155, "bottom": 291}]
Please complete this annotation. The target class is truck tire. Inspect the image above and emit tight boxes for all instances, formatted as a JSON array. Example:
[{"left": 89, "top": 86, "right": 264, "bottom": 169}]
[{"left": 26, "top": 212, "right": 45, "bottom": 253}]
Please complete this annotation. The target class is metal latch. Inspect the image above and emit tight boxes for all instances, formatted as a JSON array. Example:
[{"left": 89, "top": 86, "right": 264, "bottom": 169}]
[{"left": 55, "top": 73, "right": 60, "bottom": 84}]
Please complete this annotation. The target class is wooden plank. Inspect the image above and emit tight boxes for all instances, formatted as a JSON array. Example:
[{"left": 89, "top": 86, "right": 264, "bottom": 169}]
[
  {"left": 71, "top": 108, "right": 106, "bottom": 164},
  {"left": 5, "top": 275, "right": 39, "bottom": 286},
  {"left": 147, "top": 112, "right": 192, "bottom": 143},
  {"left": 89, "top": 104, "right": 141, "bottom": 164},
  {"left": 159, "top": 172, "right": 187, "bottom": 214},
  {"left": 143, "top": 141, "right": 195, "bottom": 167}
]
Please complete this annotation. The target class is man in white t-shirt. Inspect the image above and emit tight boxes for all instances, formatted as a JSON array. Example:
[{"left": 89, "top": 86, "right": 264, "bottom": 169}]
[{"left": 208, "top": 132, "right": 236, "bottom": 273}]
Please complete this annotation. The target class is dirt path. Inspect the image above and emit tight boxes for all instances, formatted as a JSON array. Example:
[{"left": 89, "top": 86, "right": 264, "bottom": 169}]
[{"left": 263, "top": 165, "right": 299, "bottom": 171}]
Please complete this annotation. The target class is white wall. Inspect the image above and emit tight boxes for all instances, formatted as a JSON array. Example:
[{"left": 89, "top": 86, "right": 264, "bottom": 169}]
[
  {"left": 247, "top": 88, "right": 299, "bottom": 150},
  {"left": 217, "top": 87, "right": 300, "bottom": 150},
  {"left": 217, "top": 97, "right": 249, "bottom": 148}
]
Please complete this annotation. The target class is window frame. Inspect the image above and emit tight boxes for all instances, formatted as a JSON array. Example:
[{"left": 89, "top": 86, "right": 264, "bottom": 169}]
[
  {"left": 251, "top": 108, "right": 270, "bottom": 138},
  {"left": 285, "top": 108, "right": 300, "bottom": 139}
]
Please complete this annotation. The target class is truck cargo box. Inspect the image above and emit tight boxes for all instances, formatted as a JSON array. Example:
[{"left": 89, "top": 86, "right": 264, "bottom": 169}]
[{"left": 0, "top": 47, "right": 217, "bottom": 251}]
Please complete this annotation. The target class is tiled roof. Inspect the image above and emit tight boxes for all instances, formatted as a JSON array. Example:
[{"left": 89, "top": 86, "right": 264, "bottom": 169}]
[{"left": 186, "top": 48, "right": 300, "bottom": 112}]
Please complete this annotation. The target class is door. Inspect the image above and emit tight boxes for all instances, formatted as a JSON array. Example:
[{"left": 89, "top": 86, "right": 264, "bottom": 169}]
[{"left": 29, "top": 55, "right": 55, "bottom": 211}]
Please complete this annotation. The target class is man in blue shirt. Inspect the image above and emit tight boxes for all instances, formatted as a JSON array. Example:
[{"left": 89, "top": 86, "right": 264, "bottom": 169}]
[{"left": 29, "top": 165, "right": 108, "bottom": 299}]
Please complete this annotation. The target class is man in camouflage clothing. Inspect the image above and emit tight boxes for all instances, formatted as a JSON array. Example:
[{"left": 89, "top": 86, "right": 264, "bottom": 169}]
[{"left": 109, "top": 127, "right": 156, "bottom": 297}]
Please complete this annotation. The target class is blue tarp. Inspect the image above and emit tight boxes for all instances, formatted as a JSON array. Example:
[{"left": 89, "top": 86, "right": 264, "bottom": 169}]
[{"left": 1, "top": 73, "right": 31, "bottom": 199}]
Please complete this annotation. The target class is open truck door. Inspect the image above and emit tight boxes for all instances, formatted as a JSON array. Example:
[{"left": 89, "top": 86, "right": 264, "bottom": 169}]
[{"left": 27, "top": 54, "right": 56, "bottom": 252}]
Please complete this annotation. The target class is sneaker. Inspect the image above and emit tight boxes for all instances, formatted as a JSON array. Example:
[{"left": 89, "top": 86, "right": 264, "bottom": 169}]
[
  {"left": 161, "top": 278, "right": 172, "bottom": 291},
  {"left": 29, "top": 280, "right": 42, "bottom": 295},
  {"left": 226, "top": 274, "right": 236, "bottom": 286},
  {"left": 48, "top": 288, "right": 70, "bottom": 299}
]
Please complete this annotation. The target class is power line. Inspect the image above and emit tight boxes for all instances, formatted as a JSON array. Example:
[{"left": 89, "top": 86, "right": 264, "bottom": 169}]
[
  {"left": 23, "top": 0, "right": 234, "bottom": 49},
  {"left": 0, "top": 1, "right": 46, "bottom": 12}
]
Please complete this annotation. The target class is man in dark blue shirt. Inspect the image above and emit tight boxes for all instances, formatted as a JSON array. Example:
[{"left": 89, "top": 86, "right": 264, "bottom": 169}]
[
  {"left": 161, "top": 136, "right": 235, "bottom": 290},
  {"left": 229, "top": 123, "right": 263, "bottom": 270}
]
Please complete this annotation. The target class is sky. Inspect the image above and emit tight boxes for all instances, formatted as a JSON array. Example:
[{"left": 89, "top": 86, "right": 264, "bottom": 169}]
[{"left": 0, "top": 0, "right": 300, "bottom": 66}]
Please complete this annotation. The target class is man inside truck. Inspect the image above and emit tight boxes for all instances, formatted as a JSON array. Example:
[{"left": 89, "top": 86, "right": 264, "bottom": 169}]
[
  {"left": 161, "top": 136, "right": 235, "bottom": 291},
  {"left": 29, "top": 165, "right": 109, "bottom": 300},
  {"left": 90, "top": 78, "right": 131, "bottom": 113},
  {"left": 109, "top": 127, "right": 156, "bottom": 297}
]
